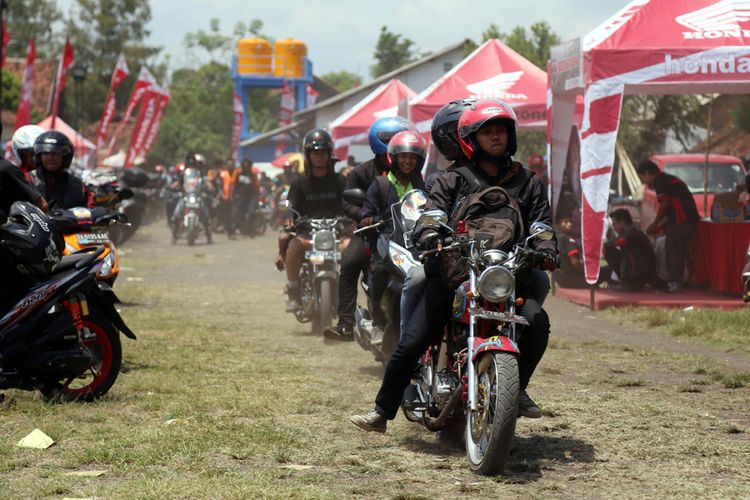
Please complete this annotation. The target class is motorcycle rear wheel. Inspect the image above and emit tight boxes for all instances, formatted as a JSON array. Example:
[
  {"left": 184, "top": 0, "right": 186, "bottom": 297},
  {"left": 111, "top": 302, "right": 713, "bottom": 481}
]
[
  {"left": 41, "top": 312, "right": 123, "bottom": 403},
  {"left": 466, "top": 352, "right": 519, "bottom": 475}
]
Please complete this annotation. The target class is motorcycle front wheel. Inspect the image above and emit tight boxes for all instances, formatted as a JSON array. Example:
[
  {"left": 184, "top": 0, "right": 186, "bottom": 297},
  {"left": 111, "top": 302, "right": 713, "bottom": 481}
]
[
  {"left": 41, "top": 312, "right": 123, "bottom": 403},
  {"left": 312, "top": 279, "right": 333, "bottom": 335},
  {"left": 466, "top": 352, "right": 519, "bottom": 475}
]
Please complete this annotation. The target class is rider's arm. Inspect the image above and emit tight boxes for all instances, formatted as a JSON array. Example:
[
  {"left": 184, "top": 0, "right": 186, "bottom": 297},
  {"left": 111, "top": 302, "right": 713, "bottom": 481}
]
[
  {"left": 342, "top": 164, "right": 366, "bottom": 221},
  {"left": 361, "top": 178, "right": 381, "bottom": 221}
]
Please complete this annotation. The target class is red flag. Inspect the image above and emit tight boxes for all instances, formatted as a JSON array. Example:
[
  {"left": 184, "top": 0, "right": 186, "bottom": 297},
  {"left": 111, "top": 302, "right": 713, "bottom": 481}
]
[
  {"left": 232, "top": 89, "right": 244, "bottom": 162},
  {"left": 106, "top": 66, "right": 156, "bottom": 156},
  {"left": 1, "top": 21, "right": 9, "bottom": 68},
  {"left": 306, "top": 84, "right": 319, "bottom": 107},
  {"left": 275, "top": 82, "right": 294, "bottom": 157},
  {"left": 13, "top": 37, "right": 37, "bottom": 129},
  {"left": 139, "top": 88, "right": 170, "bottom": 160},
  {"left": 50, "top": 35, "right": 74, "bottom": 129},
  {"left": 95, "top": 54, "right": 129, "bottom": 150},
  {"left": 125, "top": 85, "right": 162, "bottom": 166}
]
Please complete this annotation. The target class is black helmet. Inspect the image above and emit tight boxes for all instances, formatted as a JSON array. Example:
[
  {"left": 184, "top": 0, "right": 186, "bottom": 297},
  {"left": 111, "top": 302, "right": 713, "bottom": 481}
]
[
  {"left": 33, "top": 130, "right": 75, "bottom": 170},
  {"left": 0, "top": 202, "right": 63, "bottom": 281},
  {"left": 303, "top": 128, "right": 333, "bottom": 153},
  {"left": 185, "top": 152, "right": 206, "bottom": 169},
  {"left": 431, "top": 98, "right": 476, "bottom": 162}
]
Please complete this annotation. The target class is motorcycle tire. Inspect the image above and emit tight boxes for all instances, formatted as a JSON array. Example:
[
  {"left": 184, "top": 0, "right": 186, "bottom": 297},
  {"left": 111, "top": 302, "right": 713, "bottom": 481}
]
[
  {"left": 312, "top": 280, "right": 333, "bottom": 336},
  {"left": 187, "top": 233, "right": 196, "bottom": 246},
  {"left": 252, "top": 217, "right": 267, "bottom": 236},
  {"left": 40, "top": 311, "right": 123, "bottom": 403},
  {"left": 466, "top": 352, "right": 519, "bottom": 475}
]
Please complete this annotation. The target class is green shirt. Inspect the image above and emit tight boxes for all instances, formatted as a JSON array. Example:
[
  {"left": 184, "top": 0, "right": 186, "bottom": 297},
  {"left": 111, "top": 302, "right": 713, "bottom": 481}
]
[{"left": 387, "top": 171, "right": 412, "bottom": 200}]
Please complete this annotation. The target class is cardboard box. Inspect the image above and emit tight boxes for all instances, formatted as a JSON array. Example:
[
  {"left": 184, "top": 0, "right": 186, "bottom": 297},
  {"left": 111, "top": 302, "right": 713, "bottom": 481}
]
[{"left": 711, "top": 192, "right": 745, "bottom": 222}]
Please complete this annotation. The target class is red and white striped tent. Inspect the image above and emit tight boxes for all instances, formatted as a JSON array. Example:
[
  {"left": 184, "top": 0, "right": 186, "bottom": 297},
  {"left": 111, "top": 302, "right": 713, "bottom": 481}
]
[
  {"left": 37, "top": 115, "right": 96, "bottom": 155},
  {"left": 409, "top": 39, "right": 548, "bottom": 136},
  {"left": 548, "top": 0, "right": 750, "bottom": 284},
  {"left": 330, "top": 79, "right": 416, "bottom": 160}
]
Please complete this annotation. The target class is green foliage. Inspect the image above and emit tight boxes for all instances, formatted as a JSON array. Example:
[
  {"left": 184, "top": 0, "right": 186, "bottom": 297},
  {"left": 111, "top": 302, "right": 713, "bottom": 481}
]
[
  {"left": 321, "top": 70, "right": 362, "bottom": 92},
  {"left": 464, "top": 21, "right": 560, "bottom": 69},
  {"left": 730, "top": 95, "right": 750, "bottom": 132},
  {"left": 1, "top": 69, "right": 21, "bottom": 110},
  {"left": 233, "top": 18, "right": 273, "bottom": 41},
  {"left": 371, "top": 26, "right": 416, "bottom": 78},
  {"left": 149, "top": 62, "right": 235, "bottom": 166},
  {"left": 184, "top": 18, "right": 233, "bottom": 66},
  {"left": 618, "top": 95, "right": 704, "bottom": 163},
  {"left": 5, "top": 0, "right": 61, "bottom": 58},
  {"left": 67, "top": 0, "right": 164, "bottom": 125}
]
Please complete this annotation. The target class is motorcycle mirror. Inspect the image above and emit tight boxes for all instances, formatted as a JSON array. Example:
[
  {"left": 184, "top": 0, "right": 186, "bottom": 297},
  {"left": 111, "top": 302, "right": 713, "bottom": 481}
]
[
  {"left": 528, "top": 222, "right": 555, "bottom": 241},
  {"left": 342, "top": 188, "right": 367, "bottom": 207},
  {"left": 418, "top": 209, "right": 448, "bottom": 227}
]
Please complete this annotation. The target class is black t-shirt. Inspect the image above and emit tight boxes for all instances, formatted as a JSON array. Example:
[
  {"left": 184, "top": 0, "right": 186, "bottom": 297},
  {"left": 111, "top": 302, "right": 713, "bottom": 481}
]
[
  {"left": 288, "top": 169, "right": 344, "bottom": 219},
  {"left": 556, "top": 233, "right": 587, "bottom": 288},
  {"left": 234, "top": 170, "right": 256, "bottom": 198},
  {"left": 0, "top": 160, "right": 42, "bottom": 215},
  {"left": 653, "top": 172, "right": 699, "bottom": 226}
]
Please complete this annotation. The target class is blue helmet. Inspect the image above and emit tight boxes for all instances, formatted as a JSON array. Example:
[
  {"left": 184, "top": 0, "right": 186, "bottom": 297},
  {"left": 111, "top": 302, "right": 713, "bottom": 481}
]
[{"left": 367, "top": 116, "right": 415, "bottom": 156}]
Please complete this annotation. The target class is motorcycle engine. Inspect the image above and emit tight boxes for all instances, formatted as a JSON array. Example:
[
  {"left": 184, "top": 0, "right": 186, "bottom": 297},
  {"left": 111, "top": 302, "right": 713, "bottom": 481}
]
[{"left": 434, "top": 369, "right": 458, "bottom": 407}]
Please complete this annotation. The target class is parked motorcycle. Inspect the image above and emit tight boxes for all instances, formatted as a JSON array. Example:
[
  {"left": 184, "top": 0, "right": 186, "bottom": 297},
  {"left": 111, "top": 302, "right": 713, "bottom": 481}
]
[
  {"left": 350, "top": 189, "right": 427, "bottom": 363},
  {"left": 401, "top": 214, "right": 555, "bottom": 475},
  {"left": 286, "top": 214, "right": 349, "bottom": 335},
  {"left": 173, "top": 167, "right": 207, "bottom": 246},
  {"left": 0, "top": 202, "right": 136, "bottom": 402},
  {"left": 51, "top": 205, "right": 130, "bottom": 286}
]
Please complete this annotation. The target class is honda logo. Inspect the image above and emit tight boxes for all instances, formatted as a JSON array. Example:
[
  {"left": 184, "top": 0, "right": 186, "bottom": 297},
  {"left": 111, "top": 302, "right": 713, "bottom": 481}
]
[
  {"left": 465, "top": 71, "right": 528, "bottom": 100},
  {"left": 676, "top": 0, "right": 750, "bottom": 39}
]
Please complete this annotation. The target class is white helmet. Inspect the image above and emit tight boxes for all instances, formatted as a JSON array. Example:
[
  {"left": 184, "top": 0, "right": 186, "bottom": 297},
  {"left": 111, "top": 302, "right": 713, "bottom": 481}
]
[{"left": 12, "top": 125, "right": 46, "bottom": 162}]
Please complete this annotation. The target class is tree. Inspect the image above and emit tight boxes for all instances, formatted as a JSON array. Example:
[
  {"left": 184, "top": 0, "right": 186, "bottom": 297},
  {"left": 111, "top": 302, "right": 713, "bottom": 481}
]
[
  {"left": 184, "top": 18, "right": 233, "bottom": 67},
  {"left": 5, "top": 0, "right": 61, "bottom": 58},
  {"left": 149, "top": 62, "right": 235, "bottom": 165},
  {"left": 66, "top": 0, "right": 164, "bottom": 126},
  {"left": 321, "top": 70, "right": 361, "bottom": 92},
  {"left": 371, "top": 26, "right": 416, "bottom": 78},
  {"left": 1, "top": 69, "right": 21, "bottom": 110},
  {"left": 731, "top": 96, "right": 750, "bottom": 132},
  {"left": 465, "top": 21, "right": 560, "bottom": 69}
]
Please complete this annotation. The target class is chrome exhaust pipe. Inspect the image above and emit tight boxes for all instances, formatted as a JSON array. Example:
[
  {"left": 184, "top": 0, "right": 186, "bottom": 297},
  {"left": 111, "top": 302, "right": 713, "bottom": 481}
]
[{"left": 423, "top": 383, "right": 464, "bottom": 431}]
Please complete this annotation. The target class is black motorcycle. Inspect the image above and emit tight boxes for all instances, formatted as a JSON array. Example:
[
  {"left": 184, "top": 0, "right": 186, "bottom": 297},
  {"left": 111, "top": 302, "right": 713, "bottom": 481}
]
[{"left": 0, "top": 203, "right": 136, "bottom": 402}]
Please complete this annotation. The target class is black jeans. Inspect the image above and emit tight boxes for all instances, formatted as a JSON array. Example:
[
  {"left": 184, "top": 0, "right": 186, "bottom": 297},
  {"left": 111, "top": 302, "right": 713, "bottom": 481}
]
[
  {"left": 368, "top": 253, "right": 389, "bottom": 328},
  {"left": 665, "top": 223, "right": 695, "bottom": 284},
  {"left": 374, "top": 270, "right": 550, "bottom": 420},
  {"left": 336, "top": 235, "right": 368, "bottom": 329}
]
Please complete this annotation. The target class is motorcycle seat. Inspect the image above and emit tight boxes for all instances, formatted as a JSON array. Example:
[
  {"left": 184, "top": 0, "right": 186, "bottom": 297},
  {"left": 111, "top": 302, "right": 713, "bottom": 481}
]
[{"left": 52, "top": 247, "right": 105, "bottom": 275}]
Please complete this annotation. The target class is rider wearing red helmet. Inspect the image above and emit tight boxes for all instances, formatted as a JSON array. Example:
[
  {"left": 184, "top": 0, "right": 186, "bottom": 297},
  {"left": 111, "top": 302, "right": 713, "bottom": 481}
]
[{"left": 351, "top": 99, "right": 557, "bottom": 432}]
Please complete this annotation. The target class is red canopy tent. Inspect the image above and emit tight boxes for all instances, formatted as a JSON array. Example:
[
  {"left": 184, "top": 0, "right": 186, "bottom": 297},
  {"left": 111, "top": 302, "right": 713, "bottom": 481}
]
[
  {"left": 548, "top": 0, "right": 750, "bottom": 284},
  {"left": 330, "top": 79, "right": 416, "bottom": 160},
  {"left": 409, "top": 39, "right": 548, "bottom": 135}
]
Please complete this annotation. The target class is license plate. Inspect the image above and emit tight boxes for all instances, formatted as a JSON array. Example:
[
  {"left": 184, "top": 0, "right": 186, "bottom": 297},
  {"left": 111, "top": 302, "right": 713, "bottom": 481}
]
[
  {"left": 76, "top": 232, "right": 110, "bottom": 245},
  {"left": 306, "top": 251, "right": 340, "bottom": 264}
]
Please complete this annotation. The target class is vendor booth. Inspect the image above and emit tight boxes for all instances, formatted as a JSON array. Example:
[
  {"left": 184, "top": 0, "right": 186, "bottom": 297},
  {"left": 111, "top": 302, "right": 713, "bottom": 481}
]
[
  {"left": 409, "top": 39, "right": 547, "bottom": 136},
  {"left": 329, "top": 79, "right": 415, "bottom": 160},
  {"left": 548, "top": 0, "right": 750, "bottom": 285}
]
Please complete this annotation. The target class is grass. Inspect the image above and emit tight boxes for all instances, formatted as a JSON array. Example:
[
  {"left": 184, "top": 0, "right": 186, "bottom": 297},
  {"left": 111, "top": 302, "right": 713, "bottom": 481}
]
[
  {"left": 606, "top": 306, "right": 750, "bottom": 355},
  {"left": 1, "top": 227, "right": 749, "bottom": 498}
]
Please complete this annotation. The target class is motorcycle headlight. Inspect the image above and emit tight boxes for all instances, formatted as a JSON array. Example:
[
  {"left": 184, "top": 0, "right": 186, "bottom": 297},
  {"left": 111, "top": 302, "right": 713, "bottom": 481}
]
[
  {"left": 97, "top": 252, "right": 114, "bottom": 279},
  {"left": 313, "top": 230, "right": 335, "bottom": 251},
  {"left": 477, "top": 266, "right": 514, "bottom": 303},
  {"left": 188, "top": 195, "right": 198, "bottom": 204}
]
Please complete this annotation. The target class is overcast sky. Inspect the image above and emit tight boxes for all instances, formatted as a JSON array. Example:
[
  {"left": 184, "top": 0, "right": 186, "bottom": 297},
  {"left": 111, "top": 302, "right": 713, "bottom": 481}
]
[{"left": 59, "top": 0, "right": 629, "bottom": 78}]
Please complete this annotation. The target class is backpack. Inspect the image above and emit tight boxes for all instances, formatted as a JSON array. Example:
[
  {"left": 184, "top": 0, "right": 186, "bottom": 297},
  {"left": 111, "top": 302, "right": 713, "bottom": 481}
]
[{"left": 439, "top": 166, "right": 525, "bottom": 289}]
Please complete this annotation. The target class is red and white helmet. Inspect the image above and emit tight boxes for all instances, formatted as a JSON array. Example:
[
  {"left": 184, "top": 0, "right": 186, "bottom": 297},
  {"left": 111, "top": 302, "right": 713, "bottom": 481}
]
[
  {"left": 457, "top": 99, "right": 517, "bottom": 160},
  {"left": 386, "top": 130, "right": 427, "bottom": 170}
]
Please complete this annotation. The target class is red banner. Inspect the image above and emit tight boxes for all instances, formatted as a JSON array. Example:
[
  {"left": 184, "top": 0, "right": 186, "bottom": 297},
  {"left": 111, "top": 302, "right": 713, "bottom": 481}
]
[
  {"left": 95, "top": 53, "right": 129, "bottom": 150},
  {"left": 106, "top": 66, "right": 156, "bottom": 156},
  {"left": 232, "top": 89, "right": 243, "bottom": 162},
  {"left": 307, "top": 84, "right": 319, "bottom": 107},
  {"left": 50, "top": 35, "right": 74, "bottom": 129},
  {"left": 13, "top": 37, "right": 36, "bottom": 129},
  {"left": 275, "top": 82, "right": 294, "bottom": 157},
  {"left": 139, "top": 88, "right": 170, "bottom": 160},
  {"left": 125, "top": 85, "right": 162, "bottom": 166}
]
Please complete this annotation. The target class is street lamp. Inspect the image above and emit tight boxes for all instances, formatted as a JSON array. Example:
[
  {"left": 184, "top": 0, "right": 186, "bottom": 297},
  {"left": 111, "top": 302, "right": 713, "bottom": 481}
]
[{"left": 71, "top": 60, "right": 89, "bottom": 164}]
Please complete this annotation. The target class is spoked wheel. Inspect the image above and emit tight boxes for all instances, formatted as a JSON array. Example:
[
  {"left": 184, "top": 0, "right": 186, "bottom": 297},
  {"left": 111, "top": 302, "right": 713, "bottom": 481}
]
[
  {"left": 41, "top": 312, "right": 122, "bottom": 403},
  {"left": 466, "top": 352, "right": 519, "bottom": 475}
]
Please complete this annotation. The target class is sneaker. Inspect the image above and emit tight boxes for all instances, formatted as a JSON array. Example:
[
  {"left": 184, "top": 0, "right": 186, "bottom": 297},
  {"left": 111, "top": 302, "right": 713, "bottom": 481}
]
[
  {"left": 350, "top": 410, "right": 387, "bottom": 432},
  {"left": 518, "top": 390, "right": 542, "bottom": 418},
  {"left": 370, "top": 326, "right": 385, "bottom": 347},
  {"left": 667, "top": 281, "right": 682, "bottom": 293},
  {"left": 324, "top": 325, "right": 353, "bottom": 340}
]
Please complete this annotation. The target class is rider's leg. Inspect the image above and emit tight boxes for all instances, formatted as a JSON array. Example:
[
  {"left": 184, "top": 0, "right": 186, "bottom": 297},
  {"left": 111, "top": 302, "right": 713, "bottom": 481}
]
[
  {"left": 335, "top": 235, "right": 367, "bottom": 330},
  {"left": 276, "top": 232, "right": 293, "bottom": 270},
  {"left": 399, "top": 265, "right": 427, "bottom": 337},
  {"left": 516, "top": 274, "right": 551, "bottom": 418},
  {"left": 285, "top": 236, "right": 307, "bottom": 304},
  {"left": 368, "top": 254, "right": 389, "bottom": 329}
]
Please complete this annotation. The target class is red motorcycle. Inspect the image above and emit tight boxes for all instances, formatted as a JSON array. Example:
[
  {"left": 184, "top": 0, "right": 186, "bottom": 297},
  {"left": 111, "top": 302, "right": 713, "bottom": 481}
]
[{"left": 401, "top": 213, "right": 555, "bottom": 475}]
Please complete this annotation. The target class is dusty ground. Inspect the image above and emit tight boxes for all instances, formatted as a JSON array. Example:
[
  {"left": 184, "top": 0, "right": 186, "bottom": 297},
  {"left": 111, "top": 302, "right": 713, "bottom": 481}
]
[{"left": 1, "top": 222, "right": 748, "bottom": 498}]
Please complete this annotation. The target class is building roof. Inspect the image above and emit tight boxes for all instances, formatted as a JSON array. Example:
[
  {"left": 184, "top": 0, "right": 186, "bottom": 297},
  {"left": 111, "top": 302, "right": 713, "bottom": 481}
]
[{"left": 294, "top": 40, "right": 468, "bottom": 119}]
